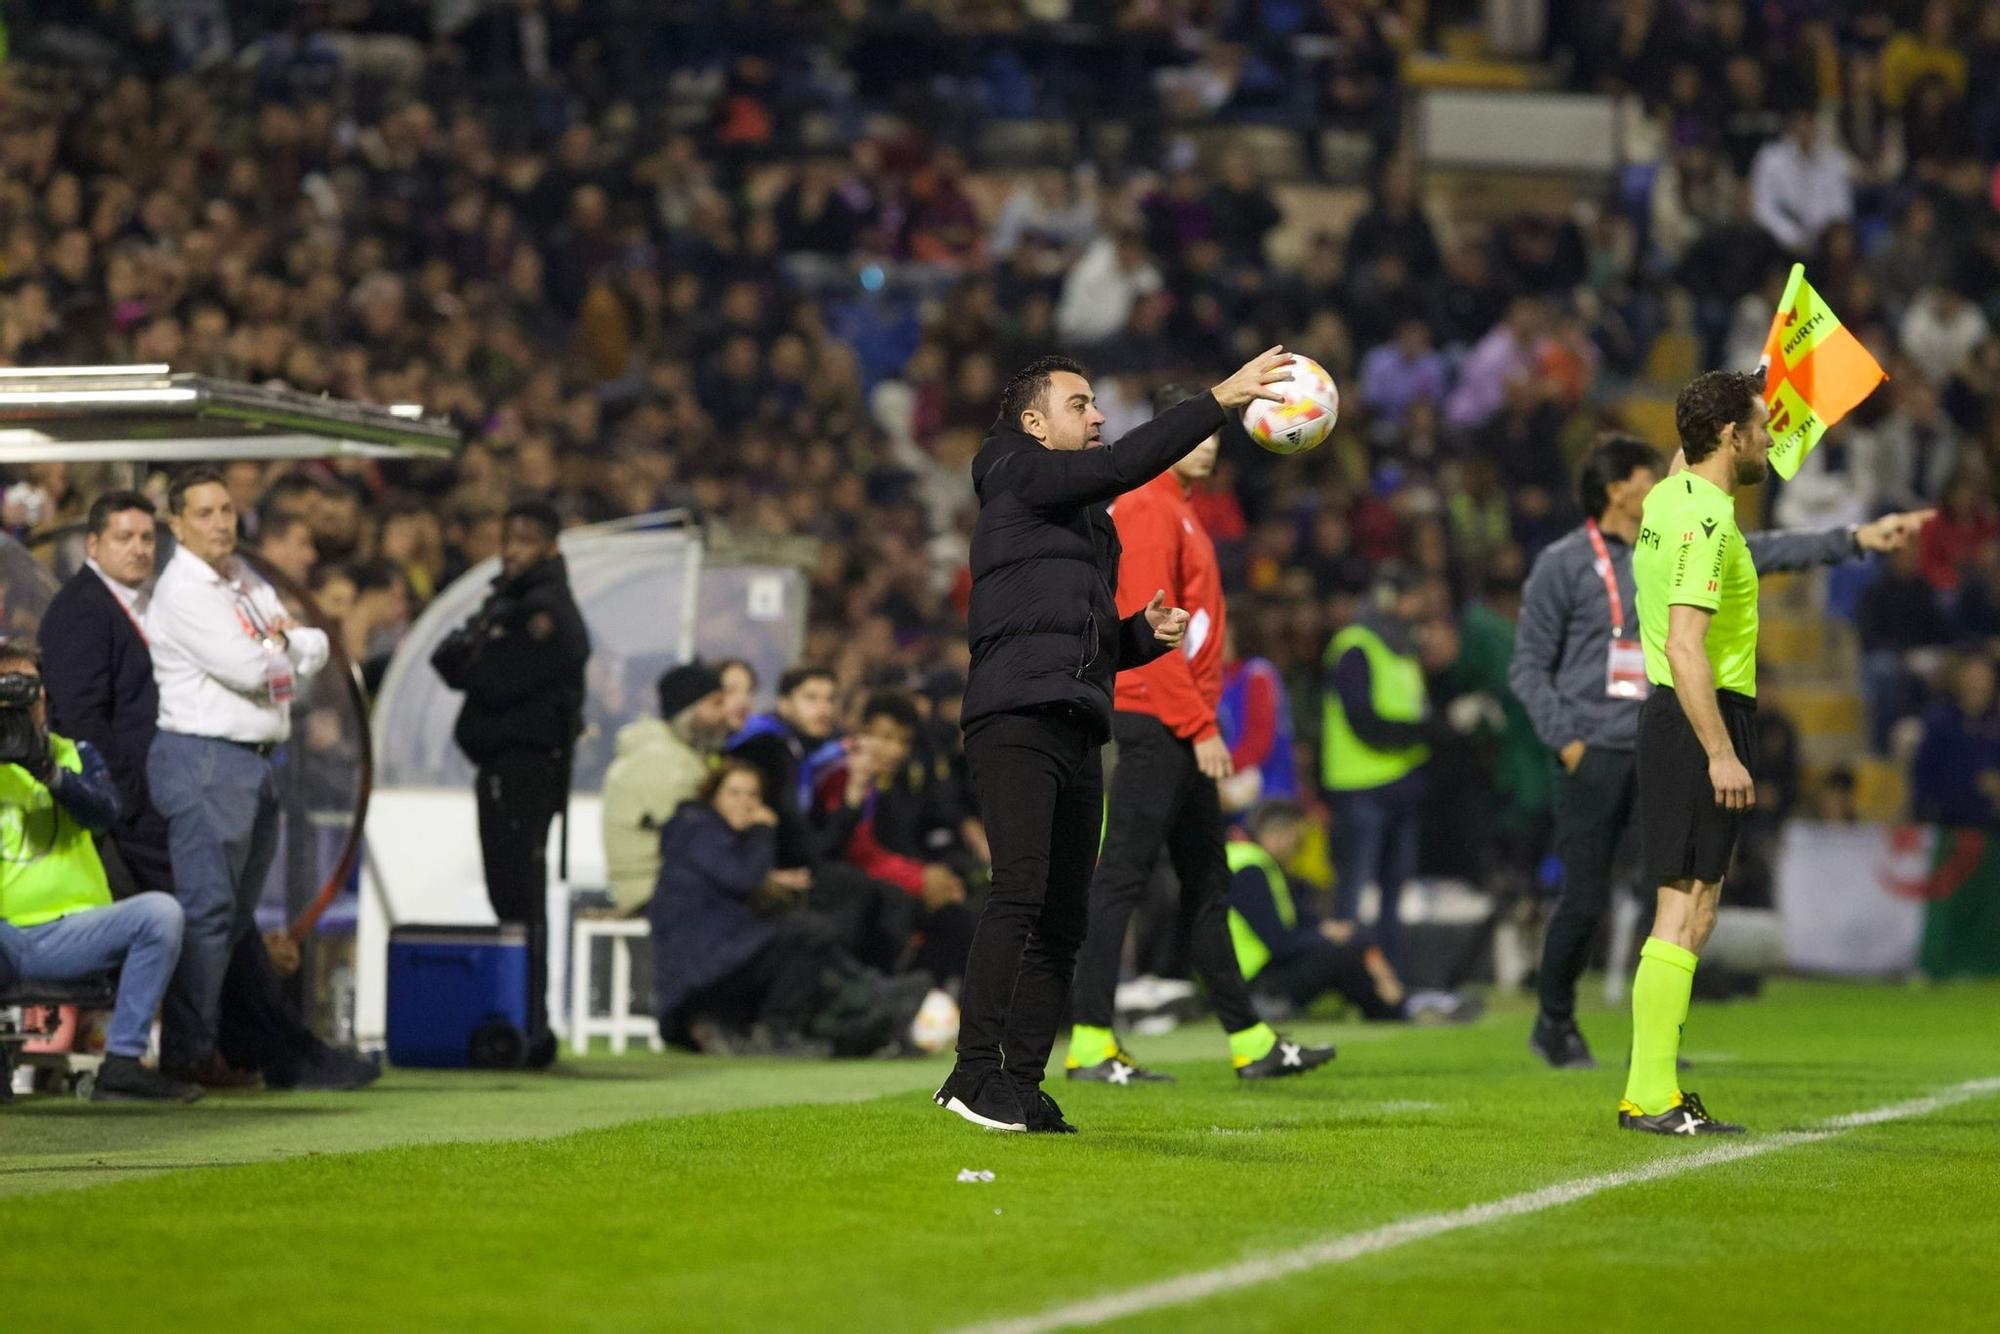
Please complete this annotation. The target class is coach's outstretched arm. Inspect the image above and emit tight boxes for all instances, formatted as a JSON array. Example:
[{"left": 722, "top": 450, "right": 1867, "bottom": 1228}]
[{"left": 1000, "top": 348, "right": 1293, "bottom": 513}]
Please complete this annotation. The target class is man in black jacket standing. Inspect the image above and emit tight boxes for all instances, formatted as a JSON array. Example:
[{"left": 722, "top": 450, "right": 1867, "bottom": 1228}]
[
  {"left": 934, "top": 347, "right": 1291, "bottom": 1134},
  {"left": 433, "top": 500, "right": 590, "bottom": 1066}
]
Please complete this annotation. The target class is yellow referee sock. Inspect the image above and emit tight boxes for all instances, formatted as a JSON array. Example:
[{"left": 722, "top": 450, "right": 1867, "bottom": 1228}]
[{"left": 1623, "top": 937, "right": 1697, "bottom": 1116}]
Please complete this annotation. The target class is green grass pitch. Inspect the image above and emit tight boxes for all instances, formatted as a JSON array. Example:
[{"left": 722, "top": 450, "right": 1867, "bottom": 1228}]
[{"left": 4, "top": 980, "right": 1997, "bottom": 1332}]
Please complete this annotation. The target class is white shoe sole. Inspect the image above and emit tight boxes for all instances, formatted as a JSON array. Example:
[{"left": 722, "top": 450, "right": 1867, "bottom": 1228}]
[{"left": 936, "top": 1093, "right": 1026, "bottom": 1132}]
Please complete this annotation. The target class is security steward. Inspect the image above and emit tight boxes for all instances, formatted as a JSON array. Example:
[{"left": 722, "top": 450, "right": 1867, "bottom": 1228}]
[
  {"left": 932, "top": 346, "right": 1292, "bottom": 1135},
  {"left": 433, "top": 499, "right": 590, "bottom": 1068},
  {"left": 1321, "top": 565, "right": 1434, "bottom": 972},
  {"left": 1511, "top": 433, "right": 1932, "bottom": 1070}
]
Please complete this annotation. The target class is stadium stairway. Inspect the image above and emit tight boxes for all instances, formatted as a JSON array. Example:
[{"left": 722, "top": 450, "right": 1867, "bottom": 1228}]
[
  {"left": 1401, "top": 25, "right": 1546, "bottom": 92},
  {"left": 1757, "top": 570, "right": 1908, "bottom": 821}
]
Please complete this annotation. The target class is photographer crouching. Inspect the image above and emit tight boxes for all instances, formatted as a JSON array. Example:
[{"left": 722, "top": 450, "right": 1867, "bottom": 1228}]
[
  {"left": 431, "top": 501, "right": 589, "bottom": 1068},
  {"left": 0, "top": 641, "right": 197, "bottom": 1103}
]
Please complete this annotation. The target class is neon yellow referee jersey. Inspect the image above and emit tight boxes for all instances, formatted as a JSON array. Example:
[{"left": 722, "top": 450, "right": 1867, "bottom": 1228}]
[{"left": 1633, "top": 472, "right": 1759, "bottom": 698}]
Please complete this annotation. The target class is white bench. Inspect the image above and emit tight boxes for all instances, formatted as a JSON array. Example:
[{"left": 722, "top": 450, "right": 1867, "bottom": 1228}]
[{"left": 567, "top": 917, "right": 662, "bottom": 1055}]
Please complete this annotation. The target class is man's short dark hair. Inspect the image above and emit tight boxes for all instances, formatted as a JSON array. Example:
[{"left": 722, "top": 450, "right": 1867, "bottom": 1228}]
[
  {"left": 999, "top": 354, "right": 1089, "bottom": 430},
  {"left": 258, "top": 473, "right": 324, "bottom": 529},
  {"left": 716, "top": 657, "right": 759, "bottom": 690},
  {"left": 861, "top": 689, "right": 920, "bottom": 735},
  {"left": 0, "top": 638, "right": 42, "bottom": 673},
  {"left": 259, "top": 512, "right": 314, "bottom": 546},
  {"left": 503, "top": 499, "right": 562, "bottom": 542},
  {"left": 1152, "top": 382, "right": 1204, "bottom": 417},
  {"left": 1675, "top": 370, "right": 1763, "bottom": 464},
  {"left": 348, "top": 559, "right": 404, "bottom": 596},
  {"left": 778, "top": 665, "right": 836, "bottom": 698},
  {"left": 86, "top": 490, "right": 155, "bottom": 536},
  {"left": 167, "top": 465, "right": 228, "bottom": 515},
  {"left": 1578, "top": 434, "right": 1665, "bottom": 519}
]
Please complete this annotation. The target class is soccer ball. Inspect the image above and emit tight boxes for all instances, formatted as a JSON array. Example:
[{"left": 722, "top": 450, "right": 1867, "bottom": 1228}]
[
  {"left": 1242, "top": 354, "right": 1339, "bottom": 456},
  {"left": 909, "top": 988, "right": 960, "bottom": 1054}
]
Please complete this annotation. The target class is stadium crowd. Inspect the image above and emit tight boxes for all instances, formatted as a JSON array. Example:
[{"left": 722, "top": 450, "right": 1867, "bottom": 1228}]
[{"left": 3, "top": 0, "right": 2000, "bottom": 1068}]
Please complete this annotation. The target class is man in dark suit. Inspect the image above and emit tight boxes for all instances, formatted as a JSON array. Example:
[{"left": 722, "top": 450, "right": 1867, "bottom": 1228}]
[
  {"left": 40, "top": 491, "right": 172, "bottom": 896},
  {"left": 40, "top": 490, "right": 373, "bottom": 1091}
]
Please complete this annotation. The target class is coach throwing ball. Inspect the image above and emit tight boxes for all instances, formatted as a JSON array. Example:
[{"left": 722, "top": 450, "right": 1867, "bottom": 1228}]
[{"left": 934, "top": 347, "right": 1293, "bottom": 1134}]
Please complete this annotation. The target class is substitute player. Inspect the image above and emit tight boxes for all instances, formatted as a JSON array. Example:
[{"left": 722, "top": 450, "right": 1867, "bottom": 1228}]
[
  {"left": 1064, "top": 385, "right": 1333, "bottom": 1085},
  {"left": 1622, "top": 370, "right": 1771, "bottom": 1135}
]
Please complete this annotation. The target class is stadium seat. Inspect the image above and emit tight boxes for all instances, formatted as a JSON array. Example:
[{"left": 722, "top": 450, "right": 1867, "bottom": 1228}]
[{"left": 568, "top": 918, "right": 662, "bottom": 1057}]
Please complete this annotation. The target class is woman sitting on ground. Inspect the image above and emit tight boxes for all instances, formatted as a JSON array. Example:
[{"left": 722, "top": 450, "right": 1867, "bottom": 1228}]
[{"left": 648, "top": 760, "right": 828, "bottom": 1055}]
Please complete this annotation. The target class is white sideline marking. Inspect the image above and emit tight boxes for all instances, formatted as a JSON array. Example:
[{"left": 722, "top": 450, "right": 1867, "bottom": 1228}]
[{"left": 961, "top": 1078, "right": 2000, "bottom": 1334}]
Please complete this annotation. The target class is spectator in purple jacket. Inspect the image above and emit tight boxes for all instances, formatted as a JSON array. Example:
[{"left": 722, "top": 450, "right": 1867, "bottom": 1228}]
[{"left": 1359, "top": 317, "right": 1448, "bottom": 430}]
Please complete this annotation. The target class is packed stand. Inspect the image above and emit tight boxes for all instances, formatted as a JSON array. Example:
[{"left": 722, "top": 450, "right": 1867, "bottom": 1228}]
[{"left": 0, "top": 0, "right": 1996, "bottom": 1071}]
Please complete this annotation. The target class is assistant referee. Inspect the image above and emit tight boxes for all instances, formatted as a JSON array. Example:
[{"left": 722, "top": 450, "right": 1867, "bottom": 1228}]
[
  {"left": 1512, "top": 435, "right": 1932, "bottom": 1071},
  {"left": 1620, "top": 369, "right": 1771, "bottom": 1136}
]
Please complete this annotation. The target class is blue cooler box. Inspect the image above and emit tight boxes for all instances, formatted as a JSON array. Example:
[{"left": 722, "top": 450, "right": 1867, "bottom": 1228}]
[{"left": 386, "top": 924, "right": 532, "bottom": 1069}]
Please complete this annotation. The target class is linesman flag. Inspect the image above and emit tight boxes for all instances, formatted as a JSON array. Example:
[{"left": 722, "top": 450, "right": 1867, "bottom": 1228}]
[{"left": 1758, "top": 262, "right": 1887, "bottom": 480}]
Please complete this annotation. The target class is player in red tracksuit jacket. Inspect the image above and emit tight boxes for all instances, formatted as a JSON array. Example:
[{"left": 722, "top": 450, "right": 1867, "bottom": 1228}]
[{"left": 1063, "top": 386, "right": 1333, "bottom": 1084}]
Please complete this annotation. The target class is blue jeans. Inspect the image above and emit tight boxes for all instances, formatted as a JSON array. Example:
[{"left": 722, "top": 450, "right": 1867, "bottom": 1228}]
[
  {"left": 147, "top": 732, "right": 281, "bottom": 1069},
  {"left": 1331, "top": 786, "right": 1422, "bottom": 970},
  {"left": 0, "top": 894, "right": 184, "bottom": 1057}
]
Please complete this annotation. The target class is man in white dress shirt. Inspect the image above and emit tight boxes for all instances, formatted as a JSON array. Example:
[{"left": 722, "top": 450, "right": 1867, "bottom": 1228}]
[{"left": 146, "top": 466, "right": 329, "bottom": 1078}]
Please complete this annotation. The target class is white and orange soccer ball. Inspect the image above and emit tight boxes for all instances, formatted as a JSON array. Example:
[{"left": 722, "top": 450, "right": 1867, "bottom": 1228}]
[{"left": 1242, "top": 354, "right": 1339, "bottom": 456}]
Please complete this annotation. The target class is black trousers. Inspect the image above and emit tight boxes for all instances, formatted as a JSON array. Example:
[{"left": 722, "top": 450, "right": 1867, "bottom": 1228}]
[
  {"left": 1253, "top": 936, "right": 1404, "bottom": 1022},
  {"left": 682, "top": 926, "right": 829, "bottom": 1041},
  {"left": 810, "top": 864, "right": 917, "bottom": 975},
  {"left": 1536, "top": 745, "right": 1639, "bottom": 1024},
  {"left": 1072, "top": 712, "right": 1261, "bottom": 1036},
  {"left": 956, "top": 708, "right": 1103, "bottom": 1085},
  {"left": 476, "top": 749, "right": 568, "bottom": 1037}
]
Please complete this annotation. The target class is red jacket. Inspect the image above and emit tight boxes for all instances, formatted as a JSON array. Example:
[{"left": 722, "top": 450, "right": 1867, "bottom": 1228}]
[
  {"left": 1111, "top": 470, "right": 1225, "bottom": 743},
  {"left": 812, "top": 760, "right": 926, "bottom": 898}
]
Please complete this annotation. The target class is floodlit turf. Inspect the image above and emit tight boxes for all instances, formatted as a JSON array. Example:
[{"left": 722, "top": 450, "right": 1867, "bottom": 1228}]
[{"left": 4, "top": 980, "right": 1997, "bottom": 1332}]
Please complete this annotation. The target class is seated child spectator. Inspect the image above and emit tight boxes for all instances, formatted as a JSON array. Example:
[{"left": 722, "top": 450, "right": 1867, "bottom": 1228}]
[{"left": 808, "top": 691, "right": 976, "bottom": 989}]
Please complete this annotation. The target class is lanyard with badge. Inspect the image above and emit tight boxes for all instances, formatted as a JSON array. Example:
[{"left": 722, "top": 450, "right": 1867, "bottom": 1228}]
[
  {"left": 1586, "top": 520, "right": 1650, "bottom": 700},
  {"left": 230, "top": 581, "right": 295, "bottom": 706}
]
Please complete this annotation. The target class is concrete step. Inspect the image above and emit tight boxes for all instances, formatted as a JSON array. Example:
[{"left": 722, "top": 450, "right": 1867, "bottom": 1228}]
[
  {"left": 1759, "top": 614, "right": 1826, "bottom": 671},
  {"left": 1402, "top": 54, "right": 1541, "bottom": 90},
  {"left": 1765, "top": 683, "right": 1865, "bottom": 738}
]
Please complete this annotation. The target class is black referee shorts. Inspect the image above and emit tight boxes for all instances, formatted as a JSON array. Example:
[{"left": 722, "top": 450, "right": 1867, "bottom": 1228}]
[{"left": 1636, "top": 685, "right": 1759, "bottom": 887}]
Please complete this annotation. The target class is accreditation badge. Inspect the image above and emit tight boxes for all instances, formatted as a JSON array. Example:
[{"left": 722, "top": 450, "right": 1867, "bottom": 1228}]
[
  {"left": 1605, "top": 636, "right": 1649, "bottom": 700},
  {"left": 263, "top": 640, "right": 296, "bottom": 706}
]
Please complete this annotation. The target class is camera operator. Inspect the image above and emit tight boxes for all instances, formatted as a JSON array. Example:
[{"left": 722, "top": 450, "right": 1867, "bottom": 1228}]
[
  {"left": 0, "top": 641, "right": 198, "bottom": 1104},
  {"left": 431, "top": 500, "right": 589, "bottom": 1068}
]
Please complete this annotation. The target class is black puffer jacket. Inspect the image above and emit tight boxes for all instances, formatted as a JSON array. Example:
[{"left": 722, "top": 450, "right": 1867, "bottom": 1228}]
[
  {"left": 434, "top": 556, "right": 591, "bottom": 765},
  {"left": 961, "top": 391, "right": 1228, "bottom": 742}
]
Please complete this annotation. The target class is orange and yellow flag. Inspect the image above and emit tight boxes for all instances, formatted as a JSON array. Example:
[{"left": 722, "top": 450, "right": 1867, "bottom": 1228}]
[{"left": 1758, "top": 263, "right": 1887, "bottom": 480}]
